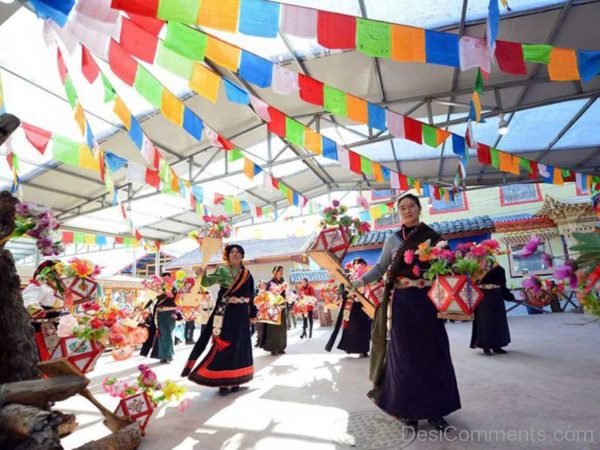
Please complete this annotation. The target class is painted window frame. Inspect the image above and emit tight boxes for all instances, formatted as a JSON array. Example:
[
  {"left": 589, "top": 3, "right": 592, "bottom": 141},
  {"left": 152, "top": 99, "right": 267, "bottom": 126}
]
[
  {"left": 499, "top": 183, "right": 543, "bottom": 207},
  {"left": 507, "top": 241, "right": 554, "bottom": 278},
  {"left": 429, "top": 191, "right": 469, "bottom": 215}
]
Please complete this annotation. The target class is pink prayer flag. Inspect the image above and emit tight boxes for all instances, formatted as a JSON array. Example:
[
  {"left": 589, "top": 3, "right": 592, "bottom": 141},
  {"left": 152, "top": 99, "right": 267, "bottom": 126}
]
[
  {"left": 250, "top": 95, "right": 271, "bottom": 122},
  {"left": 205, "top": 126, "right": 222, "bottom": 148},
  {"left": 281, "top": 5, "right": 317, "bottom": 38},
  {"left": 386, "top": 110, "right": 405, "bottom": 138},
  {"left": 459, "top": 36, "right": 491, "bottom": 73},
  {"left": 68, "top": 19, "right": 111, "bottom": 59},
  {"left": 390, "top": 171, "right": 400, "bottom": 189},
  {"left": 336, "top": 145, "right": 349, "bottom": 168},
  {"left": 74, "top": 0, "right": 122, "bottom": 38},
  {"left": 272, "top": 65, "right": 299, "bottom": 95}
]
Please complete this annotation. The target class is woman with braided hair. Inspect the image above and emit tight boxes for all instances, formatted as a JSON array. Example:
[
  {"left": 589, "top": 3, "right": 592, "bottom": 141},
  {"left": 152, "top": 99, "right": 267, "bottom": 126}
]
[{"left": 352, "top": 193, "right": 461, "bottom": 431}]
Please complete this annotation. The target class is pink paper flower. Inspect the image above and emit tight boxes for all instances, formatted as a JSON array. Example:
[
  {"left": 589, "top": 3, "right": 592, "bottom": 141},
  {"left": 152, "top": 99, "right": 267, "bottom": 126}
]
[
  {"left": 57, "top": 314, "right": 79, "bottom": 337},
  {"left": 356, "top": 195, "right": 369, "bottom": 209},
  {"left": 542, "top": 253, "right": 553, "bottom": 268},
  {"left": 412, "top": 265, "right": 421, "bottom": 277},
  {"left": 521, "top": 236, "right": 542, "bottom": 257},
  {"left": 404, "top": 249, "right": 414, "bottom": 264},
  {"left": 178, "top": 398, "right": 191, "bottom": 412}
]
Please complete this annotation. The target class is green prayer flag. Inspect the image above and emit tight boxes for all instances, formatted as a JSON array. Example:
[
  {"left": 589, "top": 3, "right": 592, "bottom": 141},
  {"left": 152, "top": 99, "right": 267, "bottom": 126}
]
[
  {"left": 228, "top": 148, "right": 244, "bottom": 162},
  {"left": 323, "top": 85, "right": 348, "bottom": 116},
  {"left": 474, "top": 69, "right": 484, "bottom": 94},
  {"left": 53, "top": 135, "right": 80, "bottom": 166},
  {"left": 158, "top": 0, "right": 200, "bottom": 24},
  {"left": 285, "top": 118, "right": 305, "bottom": 146},
  {"left": 562, "top": 168, "right": 571, "bottom": 177},
  {"left": 522, "top": 44, "right": 552, "bottom": 64},
  {"left": 74, "top": 232, "right": 85, "bottom": 244},
  {"left": 422, "top": 124, "right": 438, "bottom": 147},
  {"left": 356, "top": 18, "right": 391, "bottom": 58},
  {"left": 360, "top": 156, "right": 372, "bottom": 176},
  {"left": 519, "top": 157, "right": 533, "bottom": 174},
  {"left": 101, "top": 74, "right": 115, "bottom": 103},
  {"left": 407, "top": 176, "right": 415, "bottom": 187},
  {"left": 165, "top": 22, "right": 208, "bottom": 61},
  {"left": 278, "top": 183, "right": 289, "bottom": 196},
  {"left": 378, "top": 204, "right": 388, "bottom": 214},
  {"left": 124, "top": 237, "right": 133, "bottom": 246},
  {"left": 134, "top": 66, "right": 163, "bottom": 108},
  {"left": 490, "top": 148, "right": 500, "bottom": 169},
  {"left": 64, "top": 75, "right": 77, "bottom": 108},
  {"left": 224, "top": 197, "right": 234, "bottom": 213},
  {"left": 12, "top": 153, "right": 19, "bottom": 172},
  {"left": 156, "top": 41, "right": 194, "bottom": 80}
]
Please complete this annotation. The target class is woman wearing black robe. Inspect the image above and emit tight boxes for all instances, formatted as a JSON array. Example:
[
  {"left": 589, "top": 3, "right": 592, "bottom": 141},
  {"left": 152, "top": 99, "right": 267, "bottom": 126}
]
[
  {"left": 182, "top": 244, "right": 256, "bottom": 396},
  {"left": 259, "top": 266, "right": 288, "bottom": 355},
  {"left": 353, "top": 194, "right": 461, "bottom": 431},
  {"left": 471, "top": 265, "right": 513, "bottom": 354}
]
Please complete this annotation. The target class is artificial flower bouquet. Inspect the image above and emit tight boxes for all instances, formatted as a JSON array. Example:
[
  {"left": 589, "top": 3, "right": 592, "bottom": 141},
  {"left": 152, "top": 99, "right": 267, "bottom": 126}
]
[
  {"left": 189, "top": 215, "right": 232, "bottom": 268},
  {"left": 319, "top": 200, "right": 371, "bottom": 236},
  {"left": 143, "top": 271, "right": 196, "bottom": 297},
  {"left": 417, "top": 240, "right": 502, "bottom": 320},
  {"left": 1, "top": 201, "right": 64, "bottom": 256},
  {"left": 36, "top": 258, "right": 101, "bottom": 306},
  {"left": 294, "top": 295, "right": 317, "bottom": 317},
  {"left": 522, "top": 276, "right": 566, "bottom": 308},
  {"left": 103, "top": 365, "right": 188, "bottom": 432},
  {"left": 254, "top": 290, "right": 286, "bottom": 325},
  {"left": 320, "top": 279, "right": 341, "bottom": 311}
]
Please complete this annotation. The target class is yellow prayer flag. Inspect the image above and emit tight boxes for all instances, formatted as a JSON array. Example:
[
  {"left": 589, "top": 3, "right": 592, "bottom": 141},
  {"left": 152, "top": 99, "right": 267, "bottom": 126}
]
[
  {"left": 498, "top": 151, "right": 512, "bottom": 173},
  {"left": 161, "top": 89, "right": 184, "bottom": 126},
  {"left": 304, "top": 128, "right": 322, "bottom": 155},
  {"left": 548, "top": 48, "right": 580, "bottom": 81},
  {"left": 414, "top": 180, "right": 422, "bottom": 195},
  {"left": 233, "top": 198, "right": 242, "bottom": 214},
  {"left": 197, "top": 0, "right": 240, "bottom": 33},
  {"left": 79, "top": 145, "right": 99, "bottom": 171},
  {"left": 171, "top": 170, "right": 180, "bottom": 192},
  {"left": 74, "top": 103, "right": 85, "bottom": 136},
  {"left": 436, "top": 129, "right": 451, "bottom": 146},
  {"left": 372, "top": 163, "right": 384, "bottom": 182},
  {"left": 369, "top": 205, "right": 383, "bottom": 220},
  {"left": 346, "top": 94, "right": 368, "bottom": 124},
  {"left": 473, "top": 92, "right": 482, "bottom": 122},
  {"left": 287, "top": 189, "right": 294, "bottom": 205},
  {"left": 391, "top": 25, "right": 425, "bottom": 62},
  {"left": 84, "top": 234, "right": 96, "bottom": 245},
  {"left": 113, "top": 96, "right": 131, "bottom": 129},
  {"left": 189, "top": 63, "right": 221, "bottom": 103},
  {"left": 243, "top": 158, "right": 254, "bottom": 179},
  {"left": 205, "top": 36, "right": 241, "bottom": 72}
]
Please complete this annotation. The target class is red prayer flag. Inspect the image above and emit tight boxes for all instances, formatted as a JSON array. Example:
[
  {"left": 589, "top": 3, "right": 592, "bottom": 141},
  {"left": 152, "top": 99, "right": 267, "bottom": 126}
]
[
  {"left": 110, "top": 0, "right": 158, "bottom": 17},
  {"left": 128, "top": 13, "right": 164, "bottom": 35},
  {"left": 81, "top": 46, "right": 100, "bottom": 84},
  {"left": 316, "top": 11, "right": 356, "bottom": 50},
  {"left": 348, "top": 151, "right": 361, "bottom": 174},
  {"left": 115, "top": 236, "right": 124, "bottom": 244},
  {"left": 135, "top": 230, "right": 143, "bottom": 241},
  {"left": 433, "top": 186, "right": 441, "bottom": 200},
  {"left": 108, "top": 39, "right": 138, "bottom": 86},
  {"left": 494, "top": 40, "right": 527, "bottom": 75},
  {"left": 267, "top": 107, "right": 287, "bottom": 137},
  {"left": 99, "top": 152, "right": 106, "bottom": 182},
  {"left": 62, "top": 231, "right": 74, "bottom": 244},
  {"left": 57, "top": 48, "right": 67, "bottom": 83},
  {"left": 21, "top": 122, "right": 52, "bottom": 154},
  {"left": 403, "top": 117, "right": 422, "bottom": 144},
  {"left": 214, "top": 193, "right": 225, "bottom": 205},
  {"left": 298, "top": 74, "right": 324, "bottom": 106},
  {"left": 529, "top": 161, "right": 539, "bottom": 180},
  {"left": 145, "top": 168, "right": 160, "bottom": 189},
  {"left": 399, "top": 174, "right": 408, "bottom": 190},
  {"left": 218, "top": 135, "right": 235, "bottom": 150},
  {"left": 120, "top": 18, "right": 158, "bottom": 64},
  {"left": 477, "top": 143, "right": 492, "bottom": 165}
]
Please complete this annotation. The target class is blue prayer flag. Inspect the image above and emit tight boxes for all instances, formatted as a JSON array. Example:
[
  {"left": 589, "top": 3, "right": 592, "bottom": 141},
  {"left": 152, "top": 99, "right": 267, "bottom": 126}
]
[
  {"left": 452, "top": 134, "right": 466, "bottom": 156},
  {"left": 95, "top": 235, "right": 107, "bottom": 246},
  {"left": 239, "top": 0, "right": 280, "bottom": 38},
  {"left": 105, "top": 151, "right": 127, "bottom": 172},
  {"left": 425, "top": 31, "right": 460, "bottom": 67},
  {"left": 183, "top": 107, "right": 204, "bottom": 141},
  {"left": 239, "top": 51, "right": 273, "bottom": 88},
  {"left": 192, "top": 185, "right": 204, "bottom": 202},
  {"left": 367, "top": 103, "right": 387, "bottom": 131},
  {"left": 577, "top": 50, "right": 600, "bottom": 83},
  {"left": 128, "top": 118, "right": 143, "bottom": 149},
  {"left": 224, "top": 79, "right": 250, "bottom": 105},
  {"left": 322, "top": 137, "right": 338, "bottom": 160}
]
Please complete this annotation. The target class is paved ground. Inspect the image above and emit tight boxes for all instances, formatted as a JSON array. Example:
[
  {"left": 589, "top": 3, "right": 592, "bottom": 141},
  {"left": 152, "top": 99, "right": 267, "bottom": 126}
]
[{"left": 60, "top": 312, "right": 600, "bottom": 450}]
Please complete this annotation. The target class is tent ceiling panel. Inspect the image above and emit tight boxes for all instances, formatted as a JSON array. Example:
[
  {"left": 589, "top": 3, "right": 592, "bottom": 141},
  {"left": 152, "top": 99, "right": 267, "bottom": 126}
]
[{"left": 556, "top": 99, "right": 600, "bottom": 149}]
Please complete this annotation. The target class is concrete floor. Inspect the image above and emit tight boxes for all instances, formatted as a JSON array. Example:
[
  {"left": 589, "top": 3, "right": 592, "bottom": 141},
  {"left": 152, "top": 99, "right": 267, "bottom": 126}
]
[{"left": 59, "top": 312, "right": 600, "bottom": 450}]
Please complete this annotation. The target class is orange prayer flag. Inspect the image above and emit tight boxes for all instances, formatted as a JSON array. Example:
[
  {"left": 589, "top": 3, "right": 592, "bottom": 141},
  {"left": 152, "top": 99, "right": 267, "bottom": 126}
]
[
  {"left": 205, "top": 36, "right": 241, "bottom": 72},
  {"left": 414, "top": 180, "right": 422, "bottom": 195},
  {"left": 498, "top": 151, "right": 512, "bottom": 173},
  {"left": 436, "top": 129, "right": 451, "bottom": 146},
  {"left": 113, "top": 96, "right": 132, "bottom": 129},
  {"left": 304, "top": 128, "right": 322, "bottom": 154},
  {"left": 548, "top": 48, "right": 580, "bottom": 81},
  {"left": 391, "top": 25, "right": 425, "bottom": 62},
  {"left": 74, "top": 103, "right": 85, "bottom": 136},
  {"left": 171, "top": 170, "right": 180, "bottom": 192},
  {"left": 287, "top": 189, "right": 294, "bottom": 205},
  {"left": 346, "top": 94, "right": 368, "bottom": 124},
  {"left": 553, "top": 167, "right": 564, "bottom": 185},
  {"left": 79, "top": 145, "right": 99, "bottom": 171},
  {"left": 189, "top": 62, "right": 221, "bottom": 103},
  {"left": 243, "top": 158, "right": 254, "bottom": 179},
  {"left": 197, "top": 0, "right": 240, "bottom": 33},
  {"left": 161, "top": 89, "right": 184, "bottom": 126},
  {"left": 372, "top": 163, "right": 384, "bottom": 182},
  {"left": 509, "top": 155, "right": 520, "bottom": 175}
]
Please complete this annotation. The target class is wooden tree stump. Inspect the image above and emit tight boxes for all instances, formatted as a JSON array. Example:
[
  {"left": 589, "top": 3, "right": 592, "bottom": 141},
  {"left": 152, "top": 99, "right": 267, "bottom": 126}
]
[
  {"left": 73, "top": 423, "right": 142, "bottom": 450},
  {"left": 0, "top": 190, "right": 41, "bottom": 384}
]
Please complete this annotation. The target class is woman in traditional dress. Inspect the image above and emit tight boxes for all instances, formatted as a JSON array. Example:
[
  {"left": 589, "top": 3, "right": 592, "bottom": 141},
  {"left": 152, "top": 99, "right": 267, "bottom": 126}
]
[
  {"left": 326, "top": 259, "right": 371, "bottom": 356},
  {"left": 353, "top": 193, "right": 461, "bottom": 431},
  {"left": 182, "top": 244, "right": 256, "bottom": 396},
  {"left": 140, "top": 274, "right": 178, "bottom": 364},
  {"left": 298, "top": 278, "right": 316, "bottom": 339},
  {"left": 471, "top": 264, "right": 513, "bottom": 355},
  {"left": 259, "top": 266, "right": 288, "bottom": 355}
]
